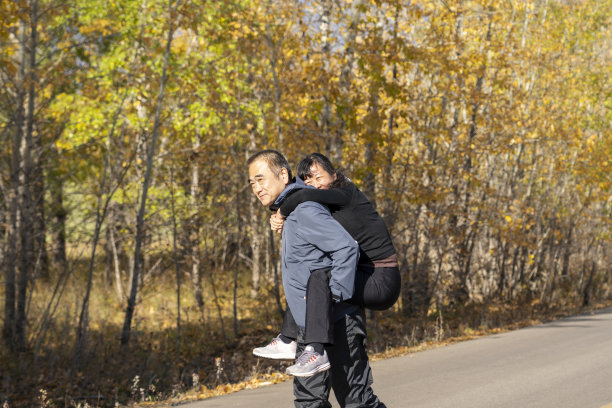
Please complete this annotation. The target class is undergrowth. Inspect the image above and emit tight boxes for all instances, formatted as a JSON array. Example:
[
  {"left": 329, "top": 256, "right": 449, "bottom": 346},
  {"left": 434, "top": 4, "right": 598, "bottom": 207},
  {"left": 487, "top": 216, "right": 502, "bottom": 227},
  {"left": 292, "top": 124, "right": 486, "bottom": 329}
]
[{"left": 1, "top": 267, "right": 610, "bottom": 408}]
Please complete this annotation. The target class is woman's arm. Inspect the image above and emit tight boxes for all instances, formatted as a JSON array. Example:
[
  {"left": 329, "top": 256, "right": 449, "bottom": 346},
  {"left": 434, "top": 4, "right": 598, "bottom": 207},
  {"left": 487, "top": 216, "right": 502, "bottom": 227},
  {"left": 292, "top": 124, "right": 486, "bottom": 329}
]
[{"left": 279, "top": 187, "right": 351, "bottom": 217}]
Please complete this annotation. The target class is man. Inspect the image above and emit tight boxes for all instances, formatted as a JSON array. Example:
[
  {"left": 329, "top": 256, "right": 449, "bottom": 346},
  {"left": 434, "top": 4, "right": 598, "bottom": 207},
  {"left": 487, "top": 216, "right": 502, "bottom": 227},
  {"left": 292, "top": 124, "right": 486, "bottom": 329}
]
[{"left": 248, "top": 150, "right": 384, "bottom": 408}]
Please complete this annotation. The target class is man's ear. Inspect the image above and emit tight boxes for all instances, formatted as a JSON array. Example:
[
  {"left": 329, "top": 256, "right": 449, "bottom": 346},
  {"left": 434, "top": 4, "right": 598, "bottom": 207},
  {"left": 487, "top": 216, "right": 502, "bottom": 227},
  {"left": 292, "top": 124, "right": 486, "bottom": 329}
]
[{"left": 279, "top": 167, "right": 289, "bottom": 184}]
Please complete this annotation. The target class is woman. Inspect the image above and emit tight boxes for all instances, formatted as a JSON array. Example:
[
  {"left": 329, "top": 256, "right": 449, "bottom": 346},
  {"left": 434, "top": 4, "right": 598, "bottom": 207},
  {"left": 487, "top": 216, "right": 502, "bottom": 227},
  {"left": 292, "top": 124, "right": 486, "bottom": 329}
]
[
  {"left": 276, "top": 153, "right": 400, "bottom": 309},
  {"left": 253, "top": 153, "right": 400, "bottom": 377}
]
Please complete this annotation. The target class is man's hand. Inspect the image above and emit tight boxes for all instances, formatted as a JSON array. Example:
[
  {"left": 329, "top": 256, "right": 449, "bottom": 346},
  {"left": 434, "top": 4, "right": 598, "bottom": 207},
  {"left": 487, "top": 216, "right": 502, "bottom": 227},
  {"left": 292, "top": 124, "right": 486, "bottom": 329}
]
[{"left": 270, "top": 209, "right": 285, "bottom": 234}]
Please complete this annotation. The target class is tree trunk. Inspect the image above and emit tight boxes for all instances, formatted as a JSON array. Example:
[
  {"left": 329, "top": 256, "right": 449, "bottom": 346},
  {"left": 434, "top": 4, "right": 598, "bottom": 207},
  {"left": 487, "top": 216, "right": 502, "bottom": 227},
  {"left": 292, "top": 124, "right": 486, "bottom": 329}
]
[
  {"left": 582, "top": 261, "right": 595, "bottom": 307},
  {"left": 109, "top": 226, "right": 125, "bottom": 302},
  {"left": 448, "top": 11, "right": 492, "bottom": 302},
  {"left": 169, "top": 165, "right": 182, "bottom": 352},
  {"left": 248, "top": 191, "right": 263, "bottom": 298},
  {"left": 379, "top": 3, "right": 400, "bottom": 227},
  {"left": 3, "top": 18, "right": 26, "bottom": 349},
  {"left": 362, "top": 135, "right": 377, "bottom": 208},
  {"left": 188, "top": 135, "right": 205, "bottom": 323},
  {"left": 317, "top": 0, "right": 340, "bottom": 162},
  {"left": 264, "top": 24, "right": 283, "bottom": 148},
  {"left": 24, "top": 0, "right": 48, "bottom": 286},
  {"left": 32, "top": 127, "right": 48, "bottom": 280},
  {"left": 247, "top": 127, "right": 263, "bottom": 298},
  {"left": 76, "top": 117, "right": 113, "bottom": 362},
  {"left": 229, "top": 166, "right": 242, "bottom": 334},
  {"left": 50, "top": 173, "right": 67, "bottom": 271},
  {"left": 121, "top": 0, "right": 176, "bottom": 345},
  {"left": 16, "top": 7, "right": 39, "bottom": 350},
  {"left": 76, "top": 91, "right": 129, "bottom": 358}
]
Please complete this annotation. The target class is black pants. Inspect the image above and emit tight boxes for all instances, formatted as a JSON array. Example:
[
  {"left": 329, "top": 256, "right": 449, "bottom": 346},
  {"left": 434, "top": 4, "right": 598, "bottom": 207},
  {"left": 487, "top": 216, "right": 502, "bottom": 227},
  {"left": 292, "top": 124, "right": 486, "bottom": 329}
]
[
  {"left": 282, "top": 265, "right": 401, "bottom": 344},
  {"left": 292, "top": 310, "right": 383, "bottom": 408}
]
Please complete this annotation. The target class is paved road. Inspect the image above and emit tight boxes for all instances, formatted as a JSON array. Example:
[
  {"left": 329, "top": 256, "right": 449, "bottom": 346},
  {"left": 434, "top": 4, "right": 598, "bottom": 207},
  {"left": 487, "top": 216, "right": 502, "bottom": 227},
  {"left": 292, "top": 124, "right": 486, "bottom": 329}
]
[{"left": 181, "top": 308, "right": 612, "bottom": 408}]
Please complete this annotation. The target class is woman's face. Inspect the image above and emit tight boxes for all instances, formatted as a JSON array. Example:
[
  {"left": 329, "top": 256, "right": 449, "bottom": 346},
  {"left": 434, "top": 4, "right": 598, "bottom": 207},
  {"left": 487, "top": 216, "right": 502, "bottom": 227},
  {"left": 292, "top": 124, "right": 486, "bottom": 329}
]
[{"left": 304, "top": 162, "right": 335, "bottom": 189}]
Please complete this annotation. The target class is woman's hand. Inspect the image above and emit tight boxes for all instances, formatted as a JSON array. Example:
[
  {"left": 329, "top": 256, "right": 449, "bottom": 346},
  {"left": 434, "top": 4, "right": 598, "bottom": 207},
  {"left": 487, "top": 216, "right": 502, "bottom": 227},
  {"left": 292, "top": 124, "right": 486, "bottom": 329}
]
[{"left": 270, "top": 209, "right": 285, "bottom": 234}]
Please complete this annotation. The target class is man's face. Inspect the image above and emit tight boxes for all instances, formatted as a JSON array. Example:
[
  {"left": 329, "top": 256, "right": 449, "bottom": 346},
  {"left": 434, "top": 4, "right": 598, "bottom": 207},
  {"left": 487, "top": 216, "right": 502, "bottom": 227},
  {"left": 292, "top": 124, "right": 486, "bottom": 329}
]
[
  {"left": 304, "top": 162, "right": 335, "bottom": 189},
  {"left": 249, "top": 159, "right": 289, "bottom": 207}
]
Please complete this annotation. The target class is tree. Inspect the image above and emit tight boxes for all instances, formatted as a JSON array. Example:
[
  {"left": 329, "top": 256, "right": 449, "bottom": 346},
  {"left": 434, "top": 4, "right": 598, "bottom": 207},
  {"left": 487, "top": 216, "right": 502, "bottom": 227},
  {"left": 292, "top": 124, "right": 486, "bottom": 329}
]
[{"left": 121, "top": 0, "right": 179, "bottom": 345}]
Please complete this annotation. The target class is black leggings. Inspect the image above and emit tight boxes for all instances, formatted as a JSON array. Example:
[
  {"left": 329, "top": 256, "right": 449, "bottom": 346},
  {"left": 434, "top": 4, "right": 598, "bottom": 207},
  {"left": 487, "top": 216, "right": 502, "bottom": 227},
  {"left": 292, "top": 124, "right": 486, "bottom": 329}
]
[{"left": 281, "top": 264, "right": 401, "bottom": 344}]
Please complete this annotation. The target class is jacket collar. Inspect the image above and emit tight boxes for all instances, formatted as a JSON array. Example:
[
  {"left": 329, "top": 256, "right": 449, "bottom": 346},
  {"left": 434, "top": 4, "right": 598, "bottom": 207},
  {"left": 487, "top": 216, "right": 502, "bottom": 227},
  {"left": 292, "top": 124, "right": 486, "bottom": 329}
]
[{"left": 269, "top": 177, "right": 311, "bottom": 211}]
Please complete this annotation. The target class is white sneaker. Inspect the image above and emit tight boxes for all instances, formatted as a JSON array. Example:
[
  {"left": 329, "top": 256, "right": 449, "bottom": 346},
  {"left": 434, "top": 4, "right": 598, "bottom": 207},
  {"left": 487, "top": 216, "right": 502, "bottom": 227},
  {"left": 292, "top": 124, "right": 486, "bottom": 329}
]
[
  {"left": 253, "top": 335, "right": 297, "bottom": 360},
  {"left": 286, "top": 345, "right": 330, "bottom": 377}
]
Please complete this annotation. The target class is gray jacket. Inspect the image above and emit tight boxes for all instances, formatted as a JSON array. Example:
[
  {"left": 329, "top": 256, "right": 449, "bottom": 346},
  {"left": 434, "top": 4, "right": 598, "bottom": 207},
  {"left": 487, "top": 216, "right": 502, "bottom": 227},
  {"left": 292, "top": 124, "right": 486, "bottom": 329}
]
[{"left": 274, "top": 178, "right": 359, "bottom": 329}]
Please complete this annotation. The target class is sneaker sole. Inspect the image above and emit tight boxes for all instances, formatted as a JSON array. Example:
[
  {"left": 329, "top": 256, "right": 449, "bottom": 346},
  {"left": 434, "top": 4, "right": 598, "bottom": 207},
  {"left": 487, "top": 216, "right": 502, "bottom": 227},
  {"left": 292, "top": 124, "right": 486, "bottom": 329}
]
[
  {"left": 253, "top": 350, "right": 296, "bottom": 360},
  {"left": 287, "top": 362, "right": 331, "bottom": 377}
]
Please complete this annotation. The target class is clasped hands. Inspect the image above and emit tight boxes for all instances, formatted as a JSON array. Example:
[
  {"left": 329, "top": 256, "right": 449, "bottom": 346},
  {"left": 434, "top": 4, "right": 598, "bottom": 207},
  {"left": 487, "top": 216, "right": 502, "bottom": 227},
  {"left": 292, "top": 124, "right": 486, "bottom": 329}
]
[{"left": 270, "top": 209, "right": 285, "bottom": 234}]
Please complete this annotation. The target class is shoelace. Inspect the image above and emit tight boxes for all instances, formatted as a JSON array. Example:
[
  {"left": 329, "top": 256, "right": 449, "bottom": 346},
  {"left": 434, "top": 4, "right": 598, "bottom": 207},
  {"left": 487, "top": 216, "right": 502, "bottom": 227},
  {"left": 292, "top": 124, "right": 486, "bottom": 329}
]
[{"left": 295, "top": 349, "right": 318, "bottom": 365}]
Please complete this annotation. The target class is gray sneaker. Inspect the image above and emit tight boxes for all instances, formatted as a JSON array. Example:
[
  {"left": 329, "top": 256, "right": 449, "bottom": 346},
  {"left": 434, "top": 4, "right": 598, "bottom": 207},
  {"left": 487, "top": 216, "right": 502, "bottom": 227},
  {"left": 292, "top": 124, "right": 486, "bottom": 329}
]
[
  {"left": 253, "top": 336, "right": 297, "bottom": 360},
  {"left": 286, "top": 345, "right": 331, "bottom": 377}
]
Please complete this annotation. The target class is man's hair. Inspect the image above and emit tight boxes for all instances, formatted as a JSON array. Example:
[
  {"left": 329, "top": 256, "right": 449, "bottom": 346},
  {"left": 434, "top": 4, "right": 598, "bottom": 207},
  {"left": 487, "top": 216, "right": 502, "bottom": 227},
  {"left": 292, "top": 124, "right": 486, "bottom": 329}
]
[
  {"left": 297, "top": 153, "right": 351, "bottom": 188},
  {"left": 247, "top": 149, "right": 293, "bottom": 180}
]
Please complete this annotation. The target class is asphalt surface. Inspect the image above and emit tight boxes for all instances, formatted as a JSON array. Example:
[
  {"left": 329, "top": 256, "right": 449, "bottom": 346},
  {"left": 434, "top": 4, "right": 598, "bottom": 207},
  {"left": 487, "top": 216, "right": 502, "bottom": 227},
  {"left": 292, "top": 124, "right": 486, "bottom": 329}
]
[{"left": 180, "top": 307, "right": 612, "bottom": 408}]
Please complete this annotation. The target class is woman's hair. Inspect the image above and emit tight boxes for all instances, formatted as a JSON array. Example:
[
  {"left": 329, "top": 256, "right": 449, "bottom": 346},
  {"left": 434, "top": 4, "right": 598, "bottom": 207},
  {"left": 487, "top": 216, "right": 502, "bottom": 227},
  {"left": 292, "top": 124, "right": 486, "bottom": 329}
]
[
  {"left": 297, "top": 153, "right": 351, "bottom": 188},
  {"left": 297, "top": 153, "right": 334, "bottom": 180},
  {"left": 329, "top": 169, "right": 351, "bottom": 188}
]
